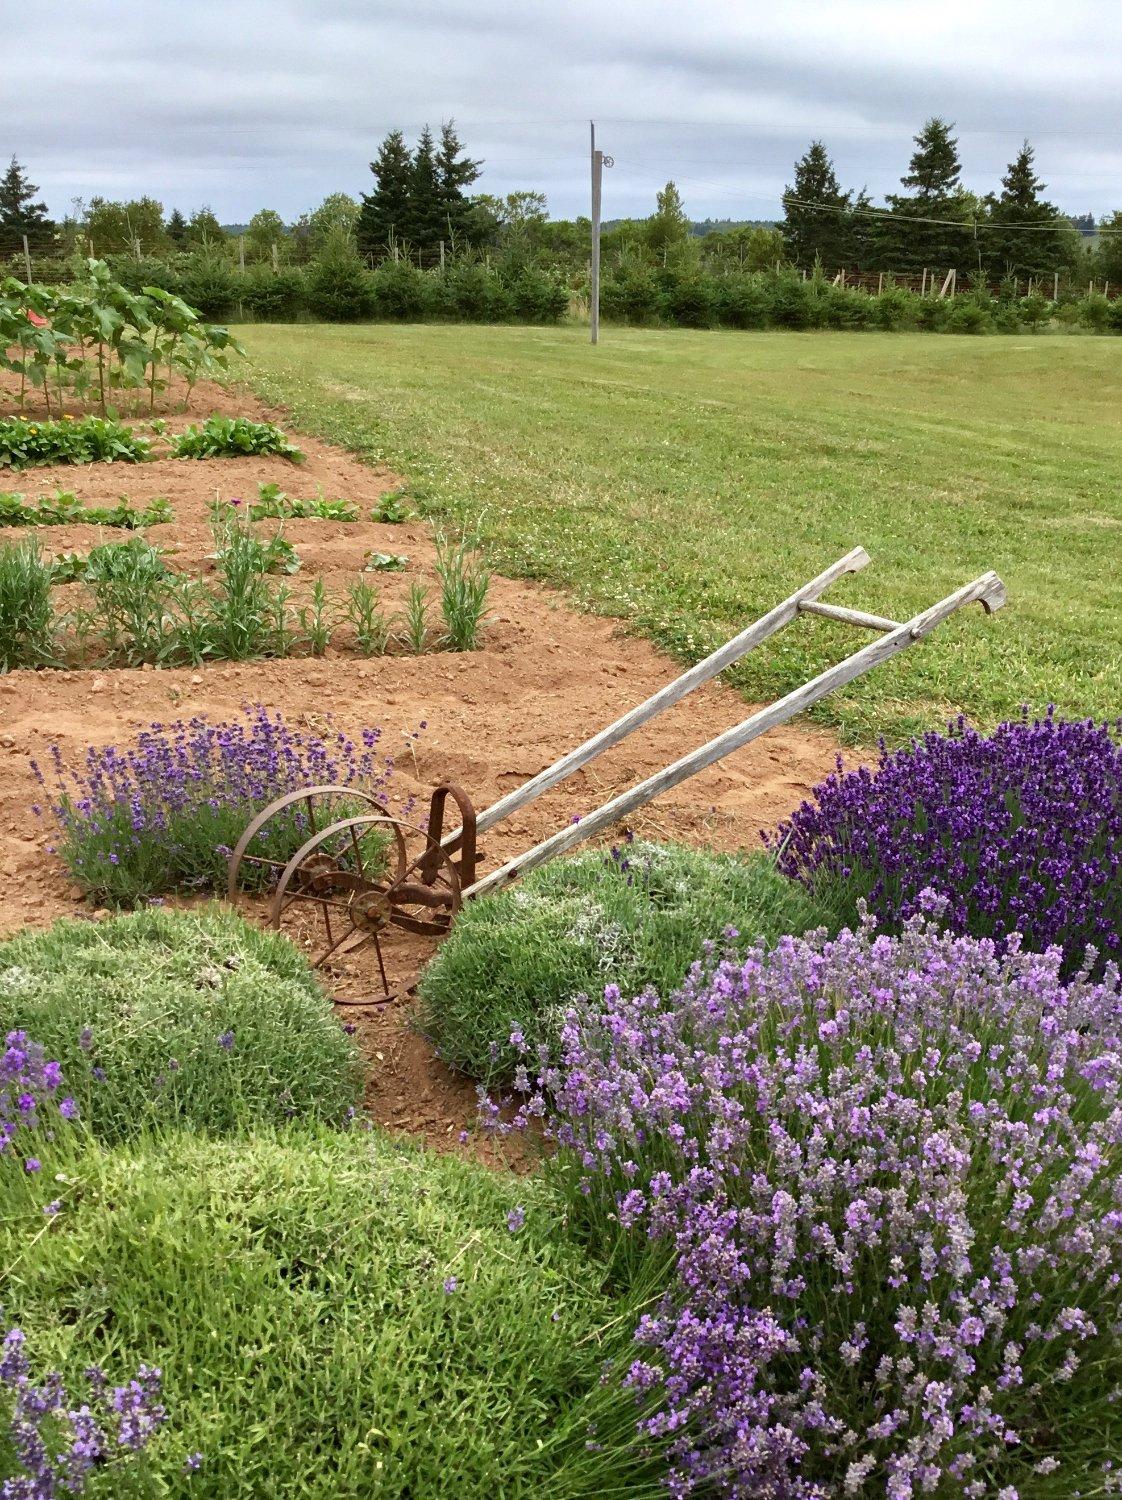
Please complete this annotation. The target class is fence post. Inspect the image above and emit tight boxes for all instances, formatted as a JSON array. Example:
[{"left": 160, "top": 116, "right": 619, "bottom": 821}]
[
  {"left": 1053, "top": 272, "right": 1059, "bottom": 301},
  {"left": 271, "top": 243, "right": 279, "bottom": 273},
  {"left": 21, "top": 234, "right": 32, "bottom": 283},
  {"left": 877, "top": 271, "right": 884, "bottom": 295},
  {"left": 921, "top": 267, "right": 928, "bottom": 296},
  {"left": 439, "top": 239, "right": 445, "bottom": 269}
]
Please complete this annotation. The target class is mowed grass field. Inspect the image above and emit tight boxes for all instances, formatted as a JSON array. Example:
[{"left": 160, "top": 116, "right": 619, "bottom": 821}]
[{"left": 243, "top": 324, "right": 1122, "bottom": 743}]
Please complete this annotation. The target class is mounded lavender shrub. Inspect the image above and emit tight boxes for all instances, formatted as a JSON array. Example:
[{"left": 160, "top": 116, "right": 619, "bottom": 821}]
[
  {"left": 771, "top": 710, "right": 1122, "bottom": 974},
  {"left": 31, "top": 706, "right": 416, "bottom": 905},
  {"left": 536, "top": 909, "right": 1122, "bottom": 1497}
]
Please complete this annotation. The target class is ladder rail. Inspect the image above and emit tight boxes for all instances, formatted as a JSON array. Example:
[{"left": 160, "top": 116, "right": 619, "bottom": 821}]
[
  {"left": 463, "top": 570, "right": 1006, "bottom": 901},
  {"left": 441, "top": 546, "right": 871, "bottom": 851}
]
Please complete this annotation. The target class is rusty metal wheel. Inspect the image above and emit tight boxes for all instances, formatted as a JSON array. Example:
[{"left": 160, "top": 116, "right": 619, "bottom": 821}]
[{"left": 262, "top": 812, "right": 462, "bottom": 997}]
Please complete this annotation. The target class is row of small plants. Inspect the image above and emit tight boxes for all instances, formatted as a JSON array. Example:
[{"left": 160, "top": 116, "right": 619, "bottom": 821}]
[
  {"left": 104, "top": 251, "right": 572, "bottom": 326},
  {"left": 0, "top": 414, "right": 303, "bottom": 471},
  {"left": 0, "top": 514, "right": 489, "bottom": 672},
  {"left": 0, "top": 490, "right": 172, "bottom": 528},
  {"left": 1, "top": 260, "right": 239, "bottom": 417},
  {"left": 601, "top": 263, "right": 1122, "bottom": 334},
  {"left": 0, "top": 482, "right": 409, "bottom": 529}
]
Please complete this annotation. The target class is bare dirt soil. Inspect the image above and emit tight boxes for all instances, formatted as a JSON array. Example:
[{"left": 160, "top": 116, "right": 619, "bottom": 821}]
[{"left": 0, "top": 376, "right": 848, "bottom": 1152}]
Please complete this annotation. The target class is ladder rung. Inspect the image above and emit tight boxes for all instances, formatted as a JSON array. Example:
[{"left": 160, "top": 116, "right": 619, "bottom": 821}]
[{"left": 798, "top": 600, "right": 901, "bottom": 633}]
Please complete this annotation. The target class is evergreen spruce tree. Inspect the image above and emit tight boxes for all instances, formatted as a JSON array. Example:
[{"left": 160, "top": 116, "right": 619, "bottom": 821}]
[
  {"left": 845, "top": 188, "right": 876, "bottom": 273},
  {"left": 165, "top": 208, "right": 188, "bottom": 247},
  {"left": 646, "top": 181, "right": 691, "bottom": 256},
  {"left": 403, "top": 126, "right": 441, "bottom": 251},
  {"left": 357, "top": 129, "right": 413, "bottom": 254},
  {"left": 1098, "top": 210, "right": 1122, "bottom": 286},
  {"left": 878, "top": 119, "right": 975, "bottom": 276},
  {"left": 984, "top": 141, "right": 1074, "bottom": 281},
  {"left": 0, "top": 156, "right": 56, "bottom": 259},
  {"left": 434, "top": 119, "right": 482, "bottom": 248},
  {"left": 781, "top": 142, "right": 851, "bottom": 271}
]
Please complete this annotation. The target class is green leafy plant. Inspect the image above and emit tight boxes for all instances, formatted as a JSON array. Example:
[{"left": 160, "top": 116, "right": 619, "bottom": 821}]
[
  {"left": 434, "top": 531, "right": 490, "bottom": 650},
  {"left": 0, "top": 536, "right": 55, "bottom": 671},
  {"left": 0, "top": 490, "right": 172, "bottom": 528},
  {"left": 0, "top": 415, "right": 151, "bottom": 470},
  {"left": 83, "top": 533, "right": 173, "bottom": 665},
  {"left": 364, "top": 550, "right": 408, "bottom": 571},
  {"left": 371, "top": 491, "right": 413, "bottom": 523},
  {"left": 0, "top": 906, "right": 361, "bottom": 1141},
  {"left": 250, "top": 481, "right": 357, "bottom": 521},
  {"left": 170, "top": 417, "right": 304, "bottom": 462},
  {"left": 51, "top": 536, "right": 169, "bottom": 586}
]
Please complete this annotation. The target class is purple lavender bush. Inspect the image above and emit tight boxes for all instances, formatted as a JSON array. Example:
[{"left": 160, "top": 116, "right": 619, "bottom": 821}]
[
  {"left": 771, "top": 710, "right": 1122, "bottom": 974},
  {"left": 1, "top": 1330, "right": 170, "bottom": 1496},
  {"left": 537, "top": 911, "right": 1122, "bottom": 1496},
  {"left": 32, "top": 706, "right": 411, "bottom": 905}
]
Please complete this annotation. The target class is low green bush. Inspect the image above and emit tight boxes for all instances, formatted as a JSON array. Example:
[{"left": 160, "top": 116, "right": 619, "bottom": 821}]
[
  {"left": 177, "top": 252, "right": 239, "bottom": 320},
  {"left": 0, "top": 415, "right": 151, "bottom": 470},
  {"left": 305, "top": 237, "right": 376, "bottom": 322},
  {"left": 169, "top": 416, "right": 303, "bottom": 460},
  {"left": 2, "top": 1127, "right": 666, "bottom": 1496},
  {"left": 370, "top": 258, "right": 429, "bottom": 320},
  {"left": 416, "top": 840, "right": 834, "bottom": 1082},
  {"left": 0, "top": 905, "right": 361, "bottom": 1141},
  {"left": 237, "top": 266, "right": 307, "bottom": 320}
]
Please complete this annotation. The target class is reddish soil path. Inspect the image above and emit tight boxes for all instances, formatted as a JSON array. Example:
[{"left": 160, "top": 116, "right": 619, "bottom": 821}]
[{"left": 0, "top": 378, "right": 848, "bottom": 1150}]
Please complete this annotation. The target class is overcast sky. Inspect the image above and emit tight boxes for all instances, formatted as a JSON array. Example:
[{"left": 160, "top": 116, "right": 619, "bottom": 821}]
[{"left": 7, "top": 0, "right": 1122, "bottom": 226}]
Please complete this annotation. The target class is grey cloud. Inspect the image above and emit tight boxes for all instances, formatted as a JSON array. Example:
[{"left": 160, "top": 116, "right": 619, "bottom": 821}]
[{"left": 5, "top": 0, "right": 1120, "bottom": 222}]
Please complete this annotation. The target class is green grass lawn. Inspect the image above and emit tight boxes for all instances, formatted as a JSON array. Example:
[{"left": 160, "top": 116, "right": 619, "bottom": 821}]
[{"left": 242, "top": 324, "right": 1122, "bottom": 743}]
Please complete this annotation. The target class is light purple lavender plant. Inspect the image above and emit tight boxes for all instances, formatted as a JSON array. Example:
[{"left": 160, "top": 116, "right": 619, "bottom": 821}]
[
  {"left": 0, "top": 1031, "right": 76, "bottom": 1166},
  {"left": 535, "top": 908, "right": 1122, "bottom": 1496},
  {"left": 1, "top": 1329, "right": 171, "bottom": 1496}
]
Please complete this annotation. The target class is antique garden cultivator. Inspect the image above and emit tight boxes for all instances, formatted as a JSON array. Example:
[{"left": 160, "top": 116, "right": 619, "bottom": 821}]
[{"left": 227, "top": 547, "right": 1006, "bottom": 996}]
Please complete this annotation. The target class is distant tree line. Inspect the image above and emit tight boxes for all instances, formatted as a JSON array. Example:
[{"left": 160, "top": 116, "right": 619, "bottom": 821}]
[
  {"left": 780, "top": 120, "right": 1109, "bottom": 281},
  {"left": 3, "top": 115, "right": 1122, "bottom": 298}
]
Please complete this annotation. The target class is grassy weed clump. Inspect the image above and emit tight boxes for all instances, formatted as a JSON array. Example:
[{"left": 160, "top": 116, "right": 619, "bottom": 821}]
[
  {"left": 0, "top": 906, "right": 361, "bottom": 1142},
  {"left": 416, "top": 839, "right": 834, "bottom": 1082},
  {"left": 434, "top": 531, "right": 490, "bottom": 650},
  {"left": 0, "top": 536, "right": 55, "bottom": 671},
  {"left": 2, "top": 1127, "right": 667, "bottom": 1496}
]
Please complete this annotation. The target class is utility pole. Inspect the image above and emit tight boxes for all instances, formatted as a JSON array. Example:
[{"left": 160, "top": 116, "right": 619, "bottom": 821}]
[{"left": 589, "top": 121, "right": 612, "bottom": 344}]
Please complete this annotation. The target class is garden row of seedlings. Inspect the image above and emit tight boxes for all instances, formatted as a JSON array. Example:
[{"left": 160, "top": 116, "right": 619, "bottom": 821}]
[
  {"left": 0, "top": 413, "right": 491, "bottom": 671},
  {"left": 6, "top": 701, "right": 1121, "bottom": 1493}
]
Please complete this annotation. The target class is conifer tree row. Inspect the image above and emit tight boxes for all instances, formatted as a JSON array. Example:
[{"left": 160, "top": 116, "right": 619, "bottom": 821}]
[
  {"left": 357, "top": 121, "right": 482, "bottom": 256},
  {"left": 781, "top": 120, "right": 1082, "bottom": 280}
]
